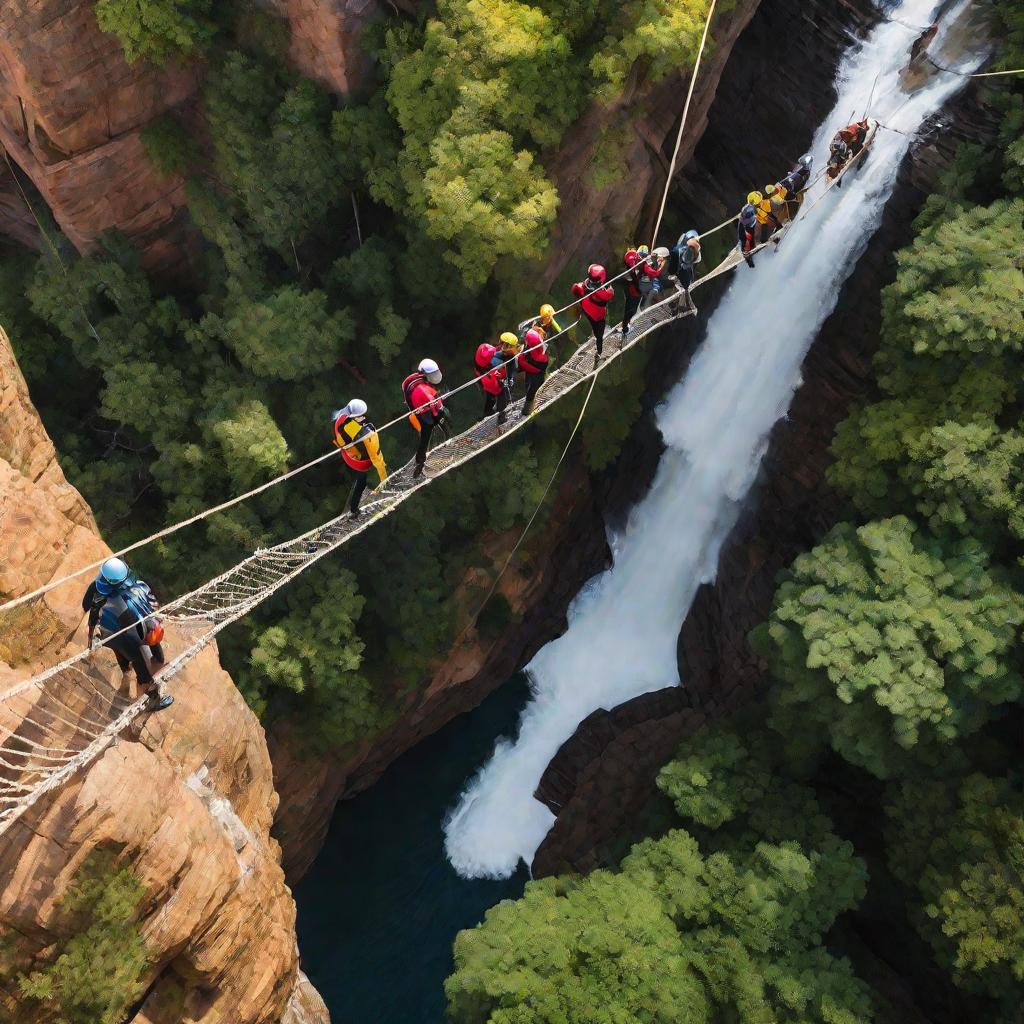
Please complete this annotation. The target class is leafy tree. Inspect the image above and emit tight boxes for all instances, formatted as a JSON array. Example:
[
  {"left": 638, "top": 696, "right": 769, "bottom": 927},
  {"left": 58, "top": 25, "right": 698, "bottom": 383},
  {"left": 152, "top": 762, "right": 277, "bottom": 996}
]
[
  {"left": 232, "top": 568, "right": 383, "bottom": 749},
  {"left": 886, "top": 770, "right": 1024, "bottom": 1009},
  {"left": 754, "top": 517, "right": 1024, "bottom": 779},
  {"left": 214, "top": 286, "right": 356, "bottom": 381},
  {"left": 832, "top": 410, "right": 1024, "bottom": 543},
  {"left": 18, "top": 850, "right": 150, "bottom": 1024},
  {"left": 204, "top": 54, "right": 342, "bottom": 253},
  {"left": 589, "top": 0, "right": 715, "bottom": 102},
  {"left": 447, "top": 823, "right": 871, "bottom": 1024},
  {"left": 205, "top": 397, "right": 291, "bottom": 490},
  {"left": 95, "top": 0, "right": 215, "bottom": 65}
]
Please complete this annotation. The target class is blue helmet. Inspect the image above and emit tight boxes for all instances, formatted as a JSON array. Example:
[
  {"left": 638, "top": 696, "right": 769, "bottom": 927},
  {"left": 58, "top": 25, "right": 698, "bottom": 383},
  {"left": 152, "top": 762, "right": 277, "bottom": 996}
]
[
  {"left": 684, "top": 230, "right": 699, "bottom": 241},
  {"left": 95, "top": 557, "right": 131, "bottom": 596},
  {"left": 739, "top": 204, "right": 757, "bottom": 226}
]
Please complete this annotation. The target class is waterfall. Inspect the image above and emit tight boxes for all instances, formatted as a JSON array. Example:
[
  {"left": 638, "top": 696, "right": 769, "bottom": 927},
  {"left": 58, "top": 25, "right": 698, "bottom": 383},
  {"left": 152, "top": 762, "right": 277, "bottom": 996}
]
[{"left": 444, "top": 0, "right": 988, "bottom": 880}]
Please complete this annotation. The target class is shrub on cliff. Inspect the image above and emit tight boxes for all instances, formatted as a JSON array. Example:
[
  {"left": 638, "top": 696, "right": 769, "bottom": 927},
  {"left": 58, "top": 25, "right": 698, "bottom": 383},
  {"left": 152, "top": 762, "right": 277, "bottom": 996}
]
[
  {"left": 753, "top": 517, "right": 1024, "bottom": 779},
  {"left": 96, "top": 0, "right": 215, "bottom": 65},
  {"left": 18, "top": 851, "right": 150, "bottom": 1024}
]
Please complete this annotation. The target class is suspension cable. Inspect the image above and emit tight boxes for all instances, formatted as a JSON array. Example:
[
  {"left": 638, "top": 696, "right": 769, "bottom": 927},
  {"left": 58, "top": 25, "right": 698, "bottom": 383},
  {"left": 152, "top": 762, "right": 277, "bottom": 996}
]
[{"left": 651, "top": 0, "right": 719, "bottom": 249}]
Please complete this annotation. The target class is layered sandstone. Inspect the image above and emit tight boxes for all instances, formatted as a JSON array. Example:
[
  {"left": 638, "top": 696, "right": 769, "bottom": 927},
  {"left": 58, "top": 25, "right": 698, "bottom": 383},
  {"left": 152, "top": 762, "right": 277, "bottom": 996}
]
[
  {"left": 0, "top": 323, "right": 327, "bottom": 1023},
  {"left": 0, "top": 1, "right": 200, "bottom": 270}
]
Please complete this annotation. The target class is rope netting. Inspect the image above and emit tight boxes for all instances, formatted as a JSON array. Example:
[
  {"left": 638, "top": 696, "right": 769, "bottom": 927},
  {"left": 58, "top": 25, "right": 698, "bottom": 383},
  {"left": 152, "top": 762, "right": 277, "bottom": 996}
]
[{"left": 0, "top": 102, "right": 876, "bottom": 837}]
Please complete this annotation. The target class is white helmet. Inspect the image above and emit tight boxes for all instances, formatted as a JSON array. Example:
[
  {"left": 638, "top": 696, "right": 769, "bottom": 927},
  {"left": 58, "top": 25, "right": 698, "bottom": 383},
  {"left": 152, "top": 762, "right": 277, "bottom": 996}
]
[
  {"left": 419, "top": 358, "right": 442, "bottom": 384},
  {"left": 799, "top": 153, "right": 813, "bottom": 169},
  {"left": 345, "top": 398, "right": 368, "bottom": 418}
]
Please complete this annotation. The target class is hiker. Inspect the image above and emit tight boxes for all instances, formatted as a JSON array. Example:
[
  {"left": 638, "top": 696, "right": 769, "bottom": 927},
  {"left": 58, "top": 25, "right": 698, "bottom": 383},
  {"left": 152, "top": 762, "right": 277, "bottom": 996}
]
[
  {"left": 83, "top": 558, "right": 172, "bottom": 711},
  {"left": 518, "top": 304, "right": 562, "bottom": 345},
  {"left": 837, "top": 118, "right": 870, "bottom": 157},
  {"left": 780, "top": 155, "right": 813, "bottom": 211},
  {"left": 402, "top": 358, "right": 449, "bottom": 479},
  {"left": 737, "top": 204, "right": 759, "bottom": 269},
  {"left": 826, "top": 138, "right": 851, "bottom": 182},
  {"left": 639, "top": 248, "right": 668, "bottom": 309},
  {"left": 332, "top": 399, "right": 387, "bottom": 517},
  {"left": 765, "top": 182, "right": 790, "bottom": 225},
  {"left": 498, "top": 332, "right": 523, "bottom": 393},
  {"left": 518, "top": 328, "right": 549, "bottom": 417},
  {"left": 571, "top": 264, "right": 615, "bottom": 366},
  {"left": 748, "top": 190, "right": 782, "bottom": 244},
  {"left": 669, "top": 229, "right": 701, "bottom": 312},
  {"left": 474, "top": 341, "right": 512, "bottom": 425},
  {"left": 621, "top": 246, "right": 647, "bottom": 338},
  {"left": 536, "top": 304, "right": 562, "bottom": 340}
]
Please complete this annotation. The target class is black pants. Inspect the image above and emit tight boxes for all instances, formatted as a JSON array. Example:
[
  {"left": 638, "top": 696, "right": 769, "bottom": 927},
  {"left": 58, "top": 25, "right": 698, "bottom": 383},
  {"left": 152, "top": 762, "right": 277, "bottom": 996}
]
[
  {"left": 109, "top": 636, "right": 163, "bottom": 686},
  {"left": 346, "top": 465, "right": 368, "bottom": 513},
  {"left": 415, "top": 421, "right": 434, "bottom": 467},
  {"left": 483, "top": 387, "right": 509, "bottom": 421},
  {"left": 522, "top": 372, "right": 545, "bottom": 414},
  {"left": 584, "top": 313, "right": 606, "bottom": 355},
  {"left": 622, "top": 292, "right": 641, "bottom": 335}
]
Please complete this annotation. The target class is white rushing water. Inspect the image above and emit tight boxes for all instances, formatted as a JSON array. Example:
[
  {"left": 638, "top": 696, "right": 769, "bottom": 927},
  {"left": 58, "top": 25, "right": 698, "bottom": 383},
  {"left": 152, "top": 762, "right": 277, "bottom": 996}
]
[{"left": 444, "top": 0, "right": 987, "bottom": 879}]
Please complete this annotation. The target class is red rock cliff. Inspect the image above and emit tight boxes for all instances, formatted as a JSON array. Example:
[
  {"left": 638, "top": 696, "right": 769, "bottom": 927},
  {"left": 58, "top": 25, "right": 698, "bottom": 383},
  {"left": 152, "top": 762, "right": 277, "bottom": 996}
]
[
  {"left": 0, "top": 321, "right": 328, "bottom": 1023},
  {"left": 0, "top": 1, "right": 201, "bottom": 270}
]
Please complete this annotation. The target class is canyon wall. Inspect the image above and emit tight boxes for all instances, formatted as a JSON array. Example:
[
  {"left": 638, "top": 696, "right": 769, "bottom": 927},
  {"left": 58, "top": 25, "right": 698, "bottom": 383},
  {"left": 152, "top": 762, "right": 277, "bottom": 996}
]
[
  {"left": 531, "top": 0, "right": 1003, "bottom": 877},
  {"left": 0, "top": 0, "right": 393, "bottom": 271},
  {"left": 0, "top": 0, "right": 199, "bottom": 270},
  {"left": 0, "top": 322, "right": 326, "bottom": 1022}
]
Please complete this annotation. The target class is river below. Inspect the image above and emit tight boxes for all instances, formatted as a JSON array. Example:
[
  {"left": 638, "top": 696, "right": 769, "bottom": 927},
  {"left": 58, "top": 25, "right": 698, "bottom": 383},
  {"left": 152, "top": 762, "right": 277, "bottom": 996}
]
[{"left": 294, "top": 676, "right": 530, "bottom": 1023}]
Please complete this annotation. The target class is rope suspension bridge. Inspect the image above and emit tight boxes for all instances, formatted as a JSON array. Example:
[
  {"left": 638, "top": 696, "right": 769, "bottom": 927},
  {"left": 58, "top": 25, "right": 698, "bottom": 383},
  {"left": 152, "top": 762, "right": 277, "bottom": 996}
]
[{"left": 0, "top": 9, "right": 878, "bottom": 837}]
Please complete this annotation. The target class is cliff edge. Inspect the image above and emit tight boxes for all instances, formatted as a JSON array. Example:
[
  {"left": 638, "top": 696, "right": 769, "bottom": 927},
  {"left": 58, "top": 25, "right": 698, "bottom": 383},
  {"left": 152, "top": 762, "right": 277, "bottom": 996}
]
[{"left": 0, "top": 322, "right": 327, "bottom": 1023}]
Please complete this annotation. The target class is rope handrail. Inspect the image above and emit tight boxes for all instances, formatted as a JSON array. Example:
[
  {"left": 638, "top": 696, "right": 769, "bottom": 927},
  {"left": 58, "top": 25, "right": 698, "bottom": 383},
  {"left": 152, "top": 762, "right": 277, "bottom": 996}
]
[
  {"left": 0, "top": 8, "right": 745, "bottom": 617},
  {"left": 1, "top": 125, "right": 873, "bottom": 709},
  {"left": 2, "top": 3, "right": 887, "bottom": 836}
]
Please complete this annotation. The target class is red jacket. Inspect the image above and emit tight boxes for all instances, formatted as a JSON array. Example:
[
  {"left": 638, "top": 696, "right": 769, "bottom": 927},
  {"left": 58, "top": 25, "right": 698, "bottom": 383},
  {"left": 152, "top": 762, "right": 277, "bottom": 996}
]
[
  {"left": 474, "top": 343, "right": 507, "bottom": 396},
  {"left": 402, "top": 372, "right": 444, "bottom": 425},
  {"left": 641, "top": 259, "right": 664, "bottom": 284},
  {"left": 838, "top": 121, "right": 866, "bottom": 145},
  {"left": 572, "top": 280, "right": 615, "bottom": 321},
  {"left": 518, "top": 342, "right": 549, "bottom": 375},
  {"left": 623, "top": 250, "right": 643, "bottom": 298}
]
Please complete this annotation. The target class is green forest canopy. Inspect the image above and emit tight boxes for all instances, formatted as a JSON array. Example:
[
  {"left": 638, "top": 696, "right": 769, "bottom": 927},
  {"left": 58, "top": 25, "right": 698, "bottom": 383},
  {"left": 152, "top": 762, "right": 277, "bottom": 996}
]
[{"left": 445, "top": 8, "right": 1024, "bottom": 1020}]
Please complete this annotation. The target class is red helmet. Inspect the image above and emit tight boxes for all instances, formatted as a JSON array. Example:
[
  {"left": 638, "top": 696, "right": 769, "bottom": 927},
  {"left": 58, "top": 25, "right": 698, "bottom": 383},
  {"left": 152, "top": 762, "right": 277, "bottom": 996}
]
[
  {"left": 475, "top": 342, "right": 498, "bottom": 367},
  {"left": 588, "top": 264, "right": 606, "bottom": 284},
  {"left": 524, "top": 329, "right": 543, "bottom": 347}
]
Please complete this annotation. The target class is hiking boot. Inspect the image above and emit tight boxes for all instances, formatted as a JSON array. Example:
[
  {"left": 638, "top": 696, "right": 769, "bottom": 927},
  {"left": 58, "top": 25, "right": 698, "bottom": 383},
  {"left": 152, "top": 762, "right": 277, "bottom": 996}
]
[
  {"left": 146, "top": 693, "right": 174, "bottom": 712},
  {"left": 497, "top": 411, "right": 508, "bottom": 426},
  {"left": 413, "top": 463, "right": 431, "bottom": 480},
  {"left": 348, "top": 507, "right": 363, "bottom": 520}
]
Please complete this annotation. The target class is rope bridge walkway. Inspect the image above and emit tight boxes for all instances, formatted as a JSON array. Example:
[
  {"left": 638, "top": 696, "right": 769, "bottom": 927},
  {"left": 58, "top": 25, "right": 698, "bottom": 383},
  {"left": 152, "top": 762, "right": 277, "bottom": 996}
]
[{"left": 0, "top": 102, "right": 876, "bottom": 840}]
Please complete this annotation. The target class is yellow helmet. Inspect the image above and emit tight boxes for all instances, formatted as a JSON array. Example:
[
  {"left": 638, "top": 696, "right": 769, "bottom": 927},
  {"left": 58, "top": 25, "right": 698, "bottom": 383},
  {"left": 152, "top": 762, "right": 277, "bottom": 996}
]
[
  {"left": 539, "top": 303, "right": 555, "bottom": 322},
  {"left": 499, "top": 331, "right": 521, "bottom": 351},
  {"left": 764, "top": 183, "right": 778, "bottom": 196},
  {"left": 747, "top": 191, "right": 763, "bottom": 205}
]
